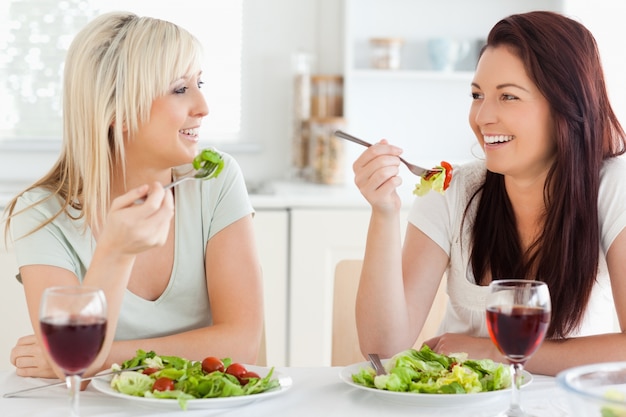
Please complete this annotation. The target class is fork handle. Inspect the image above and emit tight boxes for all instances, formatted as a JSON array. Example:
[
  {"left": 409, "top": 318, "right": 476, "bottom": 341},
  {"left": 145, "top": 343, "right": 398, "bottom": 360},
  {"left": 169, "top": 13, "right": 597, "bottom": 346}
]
[
  {"left": 334, "top": 130, "right": 373, "bottom": 148},
  {"left": 162, "top": 176, "right": 188, "bottom": 191},
  {"left": 335, "top": 129, "right": 413, "bottom": 167}
]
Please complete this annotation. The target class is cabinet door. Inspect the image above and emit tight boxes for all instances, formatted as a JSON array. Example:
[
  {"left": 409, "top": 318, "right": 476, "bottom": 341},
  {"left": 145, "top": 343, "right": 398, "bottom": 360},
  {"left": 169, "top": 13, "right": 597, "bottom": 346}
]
[
  {"left": 253, "top": 209, "right": 289, "bottom": 366},
  {"left": 289, "top": 208, "right": 409, "bottom": 366}
]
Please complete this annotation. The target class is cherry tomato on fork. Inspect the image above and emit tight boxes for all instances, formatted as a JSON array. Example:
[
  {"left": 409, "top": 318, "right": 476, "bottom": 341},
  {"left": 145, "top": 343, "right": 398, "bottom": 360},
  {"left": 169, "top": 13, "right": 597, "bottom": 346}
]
[{"left": 440, "top": 161, "right": 453, "bottom": 190}]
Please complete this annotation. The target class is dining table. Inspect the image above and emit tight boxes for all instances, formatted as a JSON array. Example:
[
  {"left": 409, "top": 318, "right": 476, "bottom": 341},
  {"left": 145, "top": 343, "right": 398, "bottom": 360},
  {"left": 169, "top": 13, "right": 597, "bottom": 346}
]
[{"left": 0, "top": 366, "right": 572, "bottom": 416}]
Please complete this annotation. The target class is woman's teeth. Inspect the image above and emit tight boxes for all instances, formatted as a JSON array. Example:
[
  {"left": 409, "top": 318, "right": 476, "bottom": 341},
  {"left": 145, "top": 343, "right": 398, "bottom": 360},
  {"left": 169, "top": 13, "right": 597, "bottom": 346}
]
[
  {"left": 484, "top": 135, "right": 513, "bottom": 144},
  {"left": 179, "top": 128, "right": 198, "bottom": 136}
]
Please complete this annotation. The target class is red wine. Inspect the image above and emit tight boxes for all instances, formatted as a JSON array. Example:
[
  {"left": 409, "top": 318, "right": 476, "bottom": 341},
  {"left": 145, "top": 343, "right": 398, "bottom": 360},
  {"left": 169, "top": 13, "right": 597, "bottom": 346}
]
[
  {"left": 40, "top": 316, "right": 107, "bottom": 375},
  {"left": 486, "top": 306, "right": 549, "bottom": 363}
]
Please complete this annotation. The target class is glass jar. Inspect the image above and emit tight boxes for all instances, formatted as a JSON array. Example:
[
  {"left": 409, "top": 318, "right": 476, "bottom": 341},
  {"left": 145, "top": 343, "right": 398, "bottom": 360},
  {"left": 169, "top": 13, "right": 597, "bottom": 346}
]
[
  {"left": 370, "top": 38, "right": 404, "bottom": 70},
  {"left": 305, "top": 117, "right": 346, "bottom": 185},
  {"left": 310, "top": 75, "right": 343, "bottom": 118},
  {"left": 291, "top": 53, "right": 314, "bottom": 177}
]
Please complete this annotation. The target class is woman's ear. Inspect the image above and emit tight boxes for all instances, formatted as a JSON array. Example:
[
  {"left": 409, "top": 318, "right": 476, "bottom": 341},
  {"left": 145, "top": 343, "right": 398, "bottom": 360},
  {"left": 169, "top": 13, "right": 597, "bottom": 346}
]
[{"left": 111, "top": 120, "right": 128, "bottom": 136}]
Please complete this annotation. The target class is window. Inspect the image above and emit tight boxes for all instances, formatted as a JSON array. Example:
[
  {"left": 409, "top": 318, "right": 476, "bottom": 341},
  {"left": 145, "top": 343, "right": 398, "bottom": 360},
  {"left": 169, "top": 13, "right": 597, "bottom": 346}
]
[{"left": 0, "top": 0, "right": 242, "bottom": 147}]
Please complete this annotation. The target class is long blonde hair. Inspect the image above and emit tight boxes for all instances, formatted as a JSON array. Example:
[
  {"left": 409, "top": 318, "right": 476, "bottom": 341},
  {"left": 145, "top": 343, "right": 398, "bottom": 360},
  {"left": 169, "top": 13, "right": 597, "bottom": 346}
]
[{"left": 4, "top": 11, "right": 202, "bottom": 239}]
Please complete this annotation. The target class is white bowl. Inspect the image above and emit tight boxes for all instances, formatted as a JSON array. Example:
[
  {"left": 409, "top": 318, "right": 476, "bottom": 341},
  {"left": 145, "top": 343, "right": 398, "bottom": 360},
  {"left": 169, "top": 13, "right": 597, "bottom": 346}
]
[{"left": 556, "top": 362, "right": 626, "bottom": 416}]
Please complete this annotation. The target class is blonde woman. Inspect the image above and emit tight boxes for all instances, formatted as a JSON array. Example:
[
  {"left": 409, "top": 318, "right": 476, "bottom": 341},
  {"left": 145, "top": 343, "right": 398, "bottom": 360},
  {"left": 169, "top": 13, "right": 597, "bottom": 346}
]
[{"left": 4, "top": 11, "right": 263, "bottom": 380}]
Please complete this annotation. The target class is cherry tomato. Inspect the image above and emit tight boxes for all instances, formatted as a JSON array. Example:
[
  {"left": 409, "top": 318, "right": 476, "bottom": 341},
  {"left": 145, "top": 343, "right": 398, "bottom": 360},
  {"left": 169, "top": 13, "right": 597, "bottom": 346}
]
[
  {"left": 152, "top": 377, "right": 175, "bottom": 392},
  {"left": 440, "top": 161, "right": 453, "bottom": 190},
  {"left": 225, "top": 363, "right": 248, "bottom": 383},
  {"left": 239, "top": 371, "right": 260, "bottom": 385},
  {"left": 142, "top": 367, "right": 159, "bottom": 375},
  {"left": 201, "top": 356, "right": 225, "bottom": 374}
]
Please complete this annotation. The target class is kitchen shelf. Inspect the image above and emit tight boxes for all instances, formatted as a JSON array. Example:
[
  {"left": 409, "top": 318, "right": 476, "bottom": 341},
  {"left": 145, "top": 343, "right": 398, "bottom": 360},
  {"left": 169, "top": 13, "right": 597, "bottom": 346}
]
[{"left": 348, "top": 68, "right": 474, "bottom": 82}]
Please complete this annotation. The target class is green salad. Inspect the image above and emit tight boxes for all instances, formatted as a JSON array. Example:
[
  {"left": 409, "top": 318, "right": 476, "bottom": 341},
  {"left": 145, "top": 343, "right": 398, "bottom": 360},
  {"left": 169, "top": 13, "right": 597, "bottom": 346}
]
[
  {"left": 352, "top": 345, "right": 511, "bottom": 394},
  {"left": 192, "top": 147, "right": 224, "bottom": 180},
  {"left": 109, "top": 350, "right": 280, "bottom": 410},
  {"left": 413, "top": 161, "right": 453, "bottom": 197}
]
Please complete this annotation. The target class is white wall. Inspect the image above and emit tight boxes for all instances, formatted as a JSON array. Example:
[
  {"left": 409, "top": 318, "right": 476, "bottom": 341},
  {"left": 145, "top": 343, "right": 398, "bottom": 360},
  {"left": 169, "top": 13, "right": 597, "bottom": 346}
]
[
  {"left": 0, "top": 0, "right": 344, "bottom": 193},
  {"left": 0, "top": 0, "right": 624, "bottom": 193},
  {"left": 563, "top": 0, "right": 626, "bottom": 126}
]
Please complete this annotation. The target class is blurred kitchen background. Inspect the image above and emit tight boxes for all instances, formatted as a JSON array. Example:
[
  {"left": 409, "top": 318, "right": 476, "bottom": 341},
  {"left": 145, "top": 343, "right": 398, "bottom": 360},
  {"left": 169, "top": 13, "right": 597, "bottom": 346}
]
[
  {"left": 1, "top": 0, "right": 626, "bottom": 368},
  {"left": 1, "top": 0, "right": 625, "bottom": 200}
]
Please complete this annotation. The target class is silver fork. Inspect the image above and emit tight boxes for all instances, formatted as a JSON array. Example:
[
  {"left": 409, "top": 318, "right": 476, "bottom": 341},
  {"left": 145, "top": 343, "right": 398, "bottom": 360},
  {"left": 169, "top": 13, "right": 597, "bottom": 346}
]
[
  {"left": 133, "top": 171, "right": 203, "bottom": 204},
  {"left": 3, "top": 365, "right": 147, "bottom": 398},
  {"left": 334, "top": 130, "right": 441, "bottom": 178},
  {"left": 368, "top": 353, "right": 386, "bottom": 376}
]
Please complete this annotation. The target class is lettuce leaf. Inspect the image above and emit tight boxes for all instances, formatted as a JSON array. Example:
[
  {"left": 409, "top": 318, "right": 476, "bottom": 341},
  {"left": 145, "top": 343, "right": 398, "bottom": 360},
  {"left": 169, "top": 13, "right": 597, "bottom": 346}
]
[{"left": 353, "top": 344, "right": 511, "bottom": 395}]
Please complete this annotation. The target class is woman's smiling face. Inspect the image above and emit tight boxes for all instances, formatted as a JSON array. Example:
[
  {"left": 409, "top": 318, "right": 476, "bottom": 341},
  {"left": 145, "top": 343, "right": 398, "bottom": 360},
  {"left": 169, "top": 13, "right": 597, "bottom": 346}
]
[
  {"left": 125, "top": 71, "right": 209, "bottom": 172},
  {"left": 469, "top": 45, "right": 556, "bottom": 181}
]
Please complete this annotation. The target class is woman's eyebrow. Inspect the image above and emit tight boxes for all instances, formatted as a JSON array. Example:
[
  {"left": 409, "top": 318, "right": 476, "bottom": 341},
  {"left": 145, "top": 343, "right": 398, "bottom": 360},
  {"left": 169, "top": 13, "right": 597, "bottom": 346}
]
[
  {"left": 470, "top": 82, "right": 530, "bottom": 93},
  {"left": 496, "top": 82, "right": 530, "bottom": 92}
]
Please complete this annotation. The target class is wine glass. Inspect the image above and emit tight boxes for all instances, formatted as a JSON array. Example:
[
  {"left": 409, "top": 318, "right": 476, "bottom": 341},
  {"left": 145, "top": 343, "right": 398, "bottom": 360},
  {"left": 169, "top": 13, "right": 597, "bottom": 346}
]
[
  {"left": 39, "top": 286, "right": 107, "bottom": 417},
  {"left": 486, "top": 279, "right": 551, "bottom": 417}
]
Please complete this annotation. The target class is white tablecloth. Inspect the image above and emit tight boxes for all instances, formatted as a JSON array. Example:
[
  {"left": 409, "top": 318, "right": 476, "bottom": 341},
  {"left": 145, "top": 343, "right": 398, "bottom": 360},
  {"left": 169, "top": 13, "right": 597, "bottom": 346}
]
[{"left": 0, "top": 367, "right": 572, "bottom": 416}]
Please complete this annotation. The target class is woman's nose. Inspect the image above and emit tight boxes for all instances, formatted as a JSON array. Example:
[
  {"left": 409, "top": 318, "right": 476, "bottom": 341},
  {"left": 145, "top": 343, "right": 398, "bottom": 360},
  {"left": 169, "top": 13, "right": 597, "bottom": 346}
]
[
  {"left": 472, "top": 99, "right": 497, "bottom": 126},
  {"left": 193, "top": 89, "right": 209, "bottom": 118}
]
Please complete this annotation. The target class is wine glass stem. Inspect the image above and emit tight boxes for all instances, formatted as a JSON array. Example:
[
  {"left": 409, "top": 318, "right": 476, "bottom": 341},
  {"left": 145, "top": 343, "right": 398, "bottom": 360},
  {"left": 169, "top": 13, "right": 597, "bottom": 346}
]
[
  {"left": 508, "top": 362, "right": 524, "bottom": 415},
  {"left": 66, "top": 374, "right": 81, "bottom": 417}
]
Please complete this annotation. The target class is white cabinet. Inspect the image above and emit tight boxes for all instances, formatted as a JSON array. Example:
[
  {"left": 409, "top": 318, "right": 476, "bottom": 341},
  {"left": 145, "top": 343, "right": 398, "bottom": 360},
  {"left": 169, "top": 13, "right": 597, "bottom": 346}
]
[
  {"left": 288, "top": 208, "right": 370, "bottom": 366},
  {"left": 288, "top": 207, "right": 410, "bottom": 366},
  {"left": 252, "top": 209, "right": 289, "bottom": 366},
  {"left": 342, "top": 0, "right": 564, "bottom": 172}
]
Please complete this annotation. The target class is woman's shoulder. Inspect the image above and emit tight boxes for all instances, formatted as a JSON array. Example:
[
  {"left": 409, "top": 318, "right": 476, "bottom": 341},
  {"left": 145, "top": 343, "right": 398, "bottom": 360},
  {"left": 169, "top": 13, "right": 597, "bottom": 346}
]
[
  {"left": 601, "top": 156, "right": 626, "bottom": 175},
  {"left": 600, "top": 156, "right": 626, "bottom": 192},
  {"left": 449, "top": 159, "right": 486, "bottom": 194},
  {"left": 13, "top": 186, "right": 59, "bottom": 212}
]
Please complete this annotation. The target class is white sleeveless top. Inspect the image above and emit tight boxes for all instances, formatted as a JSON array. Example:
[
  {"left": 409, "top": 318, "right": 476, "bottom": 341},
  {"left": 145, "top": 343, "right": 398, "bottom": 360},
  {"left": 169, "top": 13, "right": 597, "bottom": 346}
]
[{"left": 408, "top": 158, "right": 626, "bottom": 338}]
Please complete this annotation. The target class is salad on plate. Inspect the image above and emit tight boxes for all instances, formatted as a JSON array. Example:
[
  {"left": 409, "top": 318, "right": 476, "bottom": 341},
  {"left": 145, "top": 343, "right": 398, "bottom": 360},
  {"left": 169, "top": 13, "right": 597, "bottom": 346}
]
[
  {"left": 105, "top": 350, "right": 280, "bottom": 410},
  {"left": 351, "top": 344, "right": 511, "bottom": 394}
]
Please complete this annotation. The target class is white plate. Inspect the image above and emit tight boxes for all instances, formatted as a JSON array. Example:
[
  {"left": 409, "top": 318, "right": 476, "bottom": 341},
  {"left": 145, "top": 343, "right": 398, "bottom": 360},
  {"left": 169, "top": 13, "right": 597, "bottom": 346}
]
[
  {"left": 91, "top": 365, "right": 292, "bottom": 410},
  {"left": 339, "top": 361, "right": 533, "bottom": 407}
]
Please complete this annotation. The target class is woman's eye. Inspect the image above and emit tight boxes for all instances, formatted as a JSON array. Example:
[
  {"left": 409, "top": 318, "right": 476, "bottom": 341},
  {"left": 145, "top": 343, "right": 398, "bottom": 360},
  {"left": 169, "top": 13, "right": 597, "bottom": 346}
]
[
  {"left": 471, "top": 92, "right": 483, "bottom": 100},
  {"left": 197, "top": 80, "right": 204, "bottom": 89},
  {"left": 502, "top": 94, "right": 518, "bottom": 101},
  {"left": 174, "top": 86, "right": 188, "bottom": 94}
]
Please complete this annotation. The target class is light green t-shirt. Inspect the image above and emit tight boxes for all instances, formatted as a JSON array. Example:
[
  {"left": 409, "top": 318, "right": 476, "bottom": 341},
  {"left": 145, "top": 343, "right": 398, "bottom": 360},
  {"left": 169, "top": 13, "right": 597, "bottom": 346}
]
[{"left": 10, "top": 152, "right": 253, "bottom": 340}]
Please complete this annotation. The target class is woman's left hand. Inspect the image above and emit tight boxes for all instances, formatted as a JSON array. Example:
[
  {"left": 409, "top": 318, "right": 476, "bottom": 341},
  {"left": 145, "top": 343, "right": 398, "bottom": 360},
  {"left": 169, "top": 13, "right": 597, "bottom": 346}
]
[
  {"left": 424, "top": 333, "right": 501, "bottom": 361},
  {"left": 10, "top": 334, "right": 56, "bottom": 378}
]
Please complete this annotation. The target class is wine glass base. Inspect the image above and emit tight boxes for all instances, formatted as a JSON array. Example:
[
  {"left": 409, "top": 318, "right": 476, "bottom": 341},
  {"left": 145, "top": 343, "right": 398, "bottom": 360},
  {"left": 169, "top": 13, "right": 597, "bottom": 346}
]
[{"left": 495, "top": 407, "right": 538, "bottom": 417}]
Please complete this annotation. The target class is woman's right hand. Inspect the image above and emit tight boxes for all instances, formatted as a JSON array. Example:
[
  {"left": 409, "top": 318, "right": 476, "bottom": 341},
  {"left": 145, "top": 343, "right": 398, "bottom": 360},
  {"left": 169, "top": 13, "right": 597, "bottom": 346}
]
[
  {"left": 352, "top": 139, "right": 404, "bottom": 212},
  {"left": 97, "top": 182, "right": 175, "bottom": 258}
]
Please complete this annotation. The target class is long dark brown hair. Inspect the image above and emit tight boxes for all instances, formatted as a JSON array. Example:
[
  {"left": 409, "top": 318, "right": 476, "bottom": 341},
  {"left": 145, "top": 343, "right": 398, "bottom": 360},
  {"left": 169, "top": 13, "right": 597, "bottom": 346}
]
[{"left": 468, "top": 11, "right": 626, "bottom": 338}]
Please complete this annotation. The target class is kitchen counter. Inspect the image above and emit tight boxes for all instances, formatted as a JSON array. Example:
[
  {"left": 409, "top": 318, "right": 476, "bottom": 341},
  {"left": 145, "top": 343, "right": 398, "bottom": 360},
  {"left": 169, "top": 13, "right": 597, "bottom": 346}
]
[
  {"left": 1, "top": 179, "right": 418, "bottom": 211},
  {"left": 248, "top": 177, "right": 422, "bottom": 209}
]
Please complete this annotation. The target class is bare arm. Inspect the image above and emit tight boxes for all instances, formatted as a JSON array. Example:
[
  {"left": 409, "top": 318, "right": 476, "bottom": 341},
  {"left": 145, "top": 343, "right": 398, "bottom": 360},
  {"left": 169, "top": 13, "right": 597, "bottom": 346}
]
[{"left": 353, "top": 140, "right": 448, "bottom": 358}]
